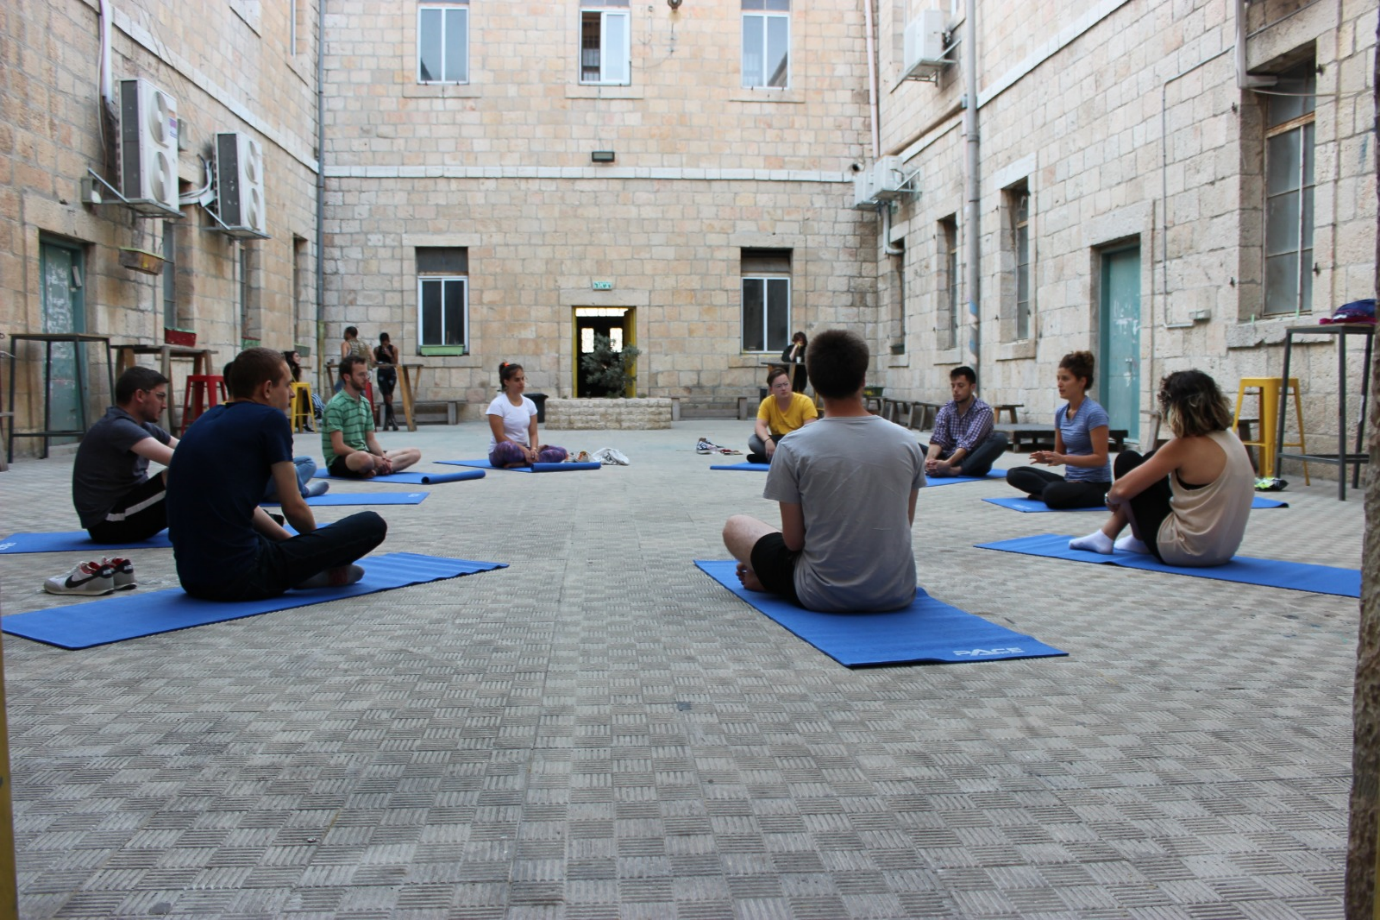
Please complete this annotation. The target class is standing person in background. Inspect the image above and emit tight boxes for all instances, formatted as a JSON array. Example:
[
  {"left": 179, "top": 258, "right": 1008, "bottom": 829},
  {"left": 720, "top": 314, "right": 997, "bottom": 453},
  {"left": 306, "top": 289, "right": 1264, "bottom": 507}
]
[
  {"left": 336, "top": 326, "right": 371, "bottom": 399},
  {"left": 374, "top": 332, "right": 400, "bottom": 431},
  {"left": 1004, "top": 351, "right": 1111, "bottom": 509},
  {"left": 487, "top": 362, "right": 568, "bottom": 467},
  {"left": 780, "top": 331, "right": 809, "bottom": 393}
]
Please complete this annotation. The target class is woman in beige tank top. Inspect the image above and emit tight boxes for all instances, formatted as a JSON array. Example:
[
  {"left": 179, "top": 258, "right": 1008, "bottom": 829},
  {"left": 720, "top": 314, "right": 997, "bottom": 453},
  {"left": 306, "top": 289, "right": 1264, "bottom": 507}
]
[{"left": 1069, "top": 371, "right": 1254, "bottom": 566}]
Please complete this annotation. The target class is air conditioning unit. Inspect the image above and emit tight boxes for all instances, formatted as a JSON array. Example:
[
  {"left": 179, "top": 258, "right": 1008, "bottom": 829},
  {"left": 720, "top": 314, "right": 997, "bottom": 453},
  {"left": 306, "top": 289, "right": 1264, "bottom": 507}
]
[
  {"left": 215, "top": 131, "right": 267, "bottom": 237},
  {"left": 903, "top": 9, "right": 948, "bottom": 81},
  {"left": 118, "top": 78, "right": 179, "bottom": 215},
  {"left": 853, "top": 165, "right": 879, "bottom": 209},
  {"left": 872, "top": 156, "right": 910, "bottom": 199}
]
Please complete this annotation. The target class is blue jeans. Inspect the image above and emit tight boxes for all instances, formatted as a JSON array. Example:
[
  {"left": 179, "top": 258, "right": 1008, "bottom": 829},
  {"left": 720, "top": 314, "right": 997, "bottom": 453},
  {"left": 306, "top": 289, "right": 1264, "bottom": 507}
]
[
  {"left": 182, "top": 511, "right": 388, "bottom": 601},
  {"left": 262, "top": 456, "right": 317, "bottom": 501}
]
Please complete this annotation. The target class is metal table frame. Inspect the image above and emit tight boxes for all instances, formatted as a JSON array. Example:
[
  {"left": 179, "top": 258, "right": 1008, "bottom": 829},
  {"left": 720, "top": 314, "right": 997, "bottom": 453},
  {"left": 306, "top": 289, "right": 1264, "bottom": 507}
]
[
  {"left": 1275, "top": 323, "right": 1374, "bottom": 500},
  {"left": 7, "top": 332, "right": 116, "bottom": 462}
]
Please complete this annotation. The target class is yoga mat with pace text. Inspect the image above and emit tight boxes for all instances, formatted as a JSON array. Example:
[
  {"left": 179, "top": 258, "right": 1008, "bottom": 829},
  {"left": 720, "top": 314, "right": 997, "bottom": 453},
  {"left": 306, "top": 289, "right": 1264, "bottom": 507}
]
[
  {"left": 976, "top": 533, "right": 1358, "bottom": 597},
  {"left": 695, "top": 560, "right": 1066, "bottom": 667},
  {"left": 2, "top": 553, "right": 507, "bottom": 650}
]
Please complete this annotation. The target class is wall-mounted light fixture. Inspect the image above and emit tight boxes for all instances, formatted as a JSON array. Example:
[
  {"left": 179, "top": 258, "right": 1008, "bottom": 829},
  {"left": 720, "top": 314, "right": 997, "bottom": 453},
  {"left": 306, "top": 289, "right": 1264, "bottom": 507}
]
[{"left": 591, "top": 150, "right": 616, "bottom": 163}]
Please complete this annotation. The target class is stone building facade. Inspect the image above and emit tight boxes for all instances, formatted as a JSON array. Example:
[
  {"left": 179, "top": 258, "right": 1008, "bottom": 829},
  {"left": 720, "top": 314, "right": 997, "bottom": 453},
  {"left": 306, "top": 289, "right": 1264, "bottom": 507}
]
[
  {"left": 318, "top": 0, "right": 877, "bottom": 413},
  {"left": 3, "top": 0, "right": 1375, "bottom": 453},
  {"left": 1, "top": 0, "right": 318, "bottom": 453},
  {"left": 875, "top": 0, "right": 1377, "bottom": 450}
]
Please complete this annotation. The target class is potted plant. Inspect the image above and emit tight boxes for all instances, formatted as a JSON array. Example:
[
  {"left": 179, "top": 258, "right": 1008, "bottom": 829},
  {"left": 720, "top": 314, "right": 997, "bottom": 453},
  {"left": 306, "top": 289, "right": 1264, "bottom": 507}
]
[{"left": 579, "top": 333, "right": 642, "bottom": 397}]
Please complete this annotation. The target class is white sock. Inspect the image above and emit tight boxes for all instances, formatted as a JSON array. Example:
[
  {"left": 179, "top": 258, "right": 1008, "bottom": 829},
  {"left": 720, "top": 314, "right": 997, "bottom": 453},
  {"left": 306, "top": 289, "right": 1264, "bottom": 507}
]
[
  {"left": 1069, "top": 530, "right": 1114, "bottom": 554},
  {"left": 1114, "top": 535, "right": 1151, "bottom": 555}
]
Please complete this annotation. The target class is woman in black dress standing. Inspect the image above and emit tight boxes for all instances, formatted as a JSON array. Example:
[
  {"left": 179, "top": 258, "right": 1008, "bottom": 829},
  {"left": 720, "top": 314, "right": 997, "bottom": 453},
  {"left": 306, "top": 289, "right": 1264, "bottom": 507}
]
[{"left": 780, "top": 331, "right": 808, "bottom": 393}]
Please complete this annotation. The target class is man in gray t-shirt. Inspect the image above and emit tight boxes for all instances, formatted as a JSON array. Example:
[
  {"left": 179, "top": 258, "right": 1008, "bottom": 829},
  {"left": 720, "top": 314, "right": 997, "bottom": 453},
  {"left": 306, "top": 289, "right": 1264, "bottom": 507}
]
[
  {"left": 722, "top": 330, "right": 925, "bottom": 612},
  {"left": 72, "top": 367, "right": 178, "bottom": 543}
]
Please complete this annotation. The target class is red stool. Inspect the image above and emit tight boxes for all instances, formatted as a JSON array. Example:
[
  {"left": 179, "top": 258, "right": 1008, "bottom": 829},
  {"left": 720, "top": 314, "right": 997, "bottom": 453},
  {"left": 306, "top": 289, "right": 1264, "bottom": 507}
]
[{"left": 180, "top": 375, "right": 228, "bottom": 434}]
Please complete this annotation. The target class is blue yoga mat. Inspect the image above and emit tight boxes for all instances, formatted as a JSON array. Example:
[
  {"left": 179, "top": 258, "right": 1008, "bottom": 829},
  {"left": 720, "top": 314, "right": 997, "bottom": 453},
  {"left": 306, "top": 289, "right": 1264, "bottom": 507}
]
[
  {"left": 437, "top": 459, "right": 603, "bottom": 473},
  {"left": 983, "top": 495, "right": 1289, "bottom": 513},
  {"left": 264, "top": 491, "right": 429, "bottom": 507},
  {"left": 695, "top": 560, "right": 1066, "bottom": 668},
  {"left": 0, "top": 530, "right": 173, "bottom": 555},
  {"left": 314, "top": 469, "right": 484, "bottom": 484},
  {"left": 976, "top": 533, "right": 1358, "bottom": 597},
  {"left": 710, "top": 462, "right": 771, "bottom": 472},
  {"left": 2, "top": 552, "right": 508, "bottom": 650}
]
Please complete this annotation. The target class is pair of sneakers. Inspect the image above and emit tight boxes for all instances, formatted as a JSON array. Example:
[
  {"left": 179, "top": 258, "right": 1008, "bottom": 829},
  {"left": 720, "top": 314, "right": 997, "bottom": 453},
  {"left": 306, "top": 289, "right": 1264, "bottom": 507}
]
[{"left": 44, "top": 557, "right": 136, "bottom": 596}]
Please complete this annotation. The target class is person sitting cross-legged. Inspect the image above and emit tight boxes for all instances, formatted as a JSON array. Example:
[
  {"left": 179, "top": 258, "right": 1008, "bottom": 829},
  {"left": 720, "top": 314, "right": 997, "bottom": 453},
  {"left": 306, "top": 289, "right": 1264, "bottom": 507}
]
[
  {"left": 165, "top": 348, "right": 387, "bottom": 600},
  {"left": 1069, "top": 370, "right": 1254, "bottom": 565},
  {"left": 920, "top": 365, "right": 1009, "bottom": 478},
  {"left": 71, "top": 366, "right": 179, "bottom": 544},
  {"left": 749, "top": 366, "right": 818, "bottom": 463},
  {"left": 487, "top": 362, "right": 568, "bottom": 467},
  {"left": 322, "top": 354, "right": 421, "bottom": 478},
  {"left": 723, "top": 329, "right": 926, "bottom": 613}
]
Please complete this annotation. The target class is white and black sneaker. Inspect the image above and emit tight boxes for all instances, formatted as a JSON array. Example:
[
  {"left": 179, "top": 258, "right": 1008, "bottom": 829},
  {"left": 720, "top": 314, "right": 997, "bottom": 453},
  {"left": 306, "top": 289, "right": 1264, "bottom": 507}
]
[
  {"left": 102, "top": 557, "right": 137, "bottom": 590},
  {"left": 44, "top": 560, "right": 117, "bottom": 596}
]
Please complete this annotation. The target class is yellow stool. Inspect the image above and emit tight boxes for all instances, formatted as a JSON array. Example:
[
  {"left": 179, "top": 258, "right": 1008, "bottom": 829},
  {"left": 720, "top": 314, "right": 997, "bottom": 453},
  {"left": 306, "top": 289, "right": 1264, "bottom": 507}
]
[
  {"left": 1233, "top": 377, "right": 1309, "bottom": 483},
  {"left": 290, "top": 381, "right": 314, "bottom": 433}
]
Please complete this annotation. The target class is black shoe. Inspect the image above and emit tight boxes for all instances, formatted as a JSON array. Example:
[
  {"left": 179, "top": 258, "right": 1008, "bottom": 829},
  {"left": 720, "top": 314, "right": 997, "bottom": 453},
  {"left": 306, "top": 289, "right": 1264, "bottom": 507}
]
[{"left": 746, "top": 453, "right": 768, "bottom": 464}]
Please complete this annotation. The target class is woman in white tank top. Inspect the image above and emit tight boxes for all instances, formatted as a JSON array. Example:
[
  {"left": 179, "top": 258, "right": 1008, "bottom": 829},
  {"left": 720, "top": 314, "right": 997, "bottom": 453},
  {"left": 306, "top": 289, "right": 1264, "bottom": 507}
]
[{"left": 1069, "top": 371, "right": 1254, "bottom": 566}]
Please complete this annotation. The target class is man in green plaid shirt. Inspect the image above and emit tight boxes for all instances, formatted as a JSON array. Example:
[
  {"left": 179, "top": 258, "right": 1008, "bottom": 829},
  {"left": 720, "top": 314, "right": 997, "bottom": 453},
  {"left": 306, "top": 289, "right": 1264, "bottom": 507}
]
[{"left": 322, "top": 355, "right": 421, "bottom": 478}]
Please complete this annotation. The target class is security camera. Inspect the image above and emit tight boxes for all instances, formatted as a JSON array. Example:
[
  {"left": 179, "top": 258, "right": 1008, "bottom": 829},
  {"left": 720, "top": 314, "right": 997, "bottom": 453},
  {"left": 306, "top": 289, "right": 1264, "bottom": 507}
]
[
  {"left": 849, "top": 162, "right": 862, "bottom": 173},
  {"left": 668, "top": 0, "right": 682, "bottom": 9}
]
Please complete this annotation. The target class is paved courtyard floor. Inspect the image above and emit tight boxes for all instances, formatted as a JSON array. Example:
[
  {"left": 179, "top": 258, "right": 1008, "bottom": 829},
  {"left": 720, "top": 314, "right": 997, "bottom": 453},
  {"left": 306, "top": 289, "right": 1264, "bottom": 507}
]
[{"left": 0, "top": 419, "right": 1363, "bottom": 919}]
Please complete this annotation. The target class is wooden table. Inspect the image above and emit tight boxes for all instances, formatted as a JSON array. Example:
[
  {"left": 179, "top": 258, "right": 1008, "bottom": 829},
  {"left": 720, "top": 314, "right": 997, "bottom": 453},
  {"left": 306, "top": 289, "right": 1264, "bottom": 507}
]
[
  {"left": 111, "top": 343, "right": 217, "bottom": 432},
  {"left": 7, "top": 332, "right": 116, "bottom": 461},
  {"left": 397, "top": 364, "right": 422, "bottom": 432},
  {"left": 995, "top": 422, "right": 1130, "bottom": 453}
]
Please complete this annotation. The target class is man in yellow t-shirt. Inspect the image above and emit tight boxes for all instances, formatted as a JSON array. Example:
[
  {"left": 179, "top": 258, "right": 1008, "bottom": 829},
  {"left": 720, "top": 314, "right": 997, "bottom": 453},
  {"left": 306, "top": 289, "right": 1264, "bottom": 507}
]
[{"left": 749, "top": 367, "right": 818, "bottom": 462}]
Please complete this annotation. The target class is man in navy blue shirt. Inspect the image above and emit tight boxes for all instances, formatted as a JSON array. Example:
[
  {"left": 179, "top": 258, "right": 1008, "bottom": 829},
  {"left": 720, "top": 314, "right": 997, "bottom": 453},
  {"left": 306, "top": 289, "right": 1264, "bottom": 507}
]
[
  {"left": 166, "top": 347, "right": 387, "bottom": 601},
  {"left": 920, "top": 366, "right": 1008, "bottom": 478}
]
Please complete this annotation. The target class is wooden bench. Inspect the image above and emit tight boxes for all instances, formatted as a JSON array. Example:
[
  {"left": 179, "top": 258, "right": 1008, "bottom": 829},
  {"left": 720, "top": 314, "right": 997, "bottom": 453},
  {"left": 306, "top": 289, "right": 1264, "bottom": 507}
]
[
  {"left": 995, "top": 422, "right": 1129, "bottom": 453},
  {"left": 991, "top": 403, "right": 1023, "bottom": 423}
]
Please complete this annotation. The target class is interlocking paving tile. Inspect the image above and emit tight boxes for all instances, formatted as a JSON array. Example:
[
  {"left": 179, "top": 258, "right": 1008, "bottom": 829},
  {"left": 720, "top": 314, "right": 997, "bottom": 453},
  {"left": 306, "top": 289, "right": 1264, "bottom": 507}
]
[{"left": 1, "top": 421, "right": 1357, "bottom": 917}]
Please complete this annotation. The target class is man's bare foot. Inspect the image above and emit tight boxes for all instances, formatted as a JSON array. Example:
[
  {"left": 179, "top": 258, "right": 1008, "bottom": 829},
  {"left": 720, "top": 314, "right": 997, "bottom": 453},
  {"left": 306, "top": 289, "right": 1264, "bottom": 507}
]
[{"left": 736, "top": 562, "right": 765, "bottom": 592}]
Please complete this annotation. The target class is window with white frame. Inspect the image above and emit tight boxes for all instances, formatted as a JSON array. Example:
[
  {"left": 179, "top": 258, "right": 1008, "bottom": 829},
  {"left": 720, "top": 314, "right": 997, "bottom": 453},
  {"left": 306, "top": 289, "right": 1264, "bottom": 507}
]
[
  {"left": 741, "top": 248, "right": 791, "bottom": 352},
  {"left": 417, "top": 247, "right": 469, "bottom": 351},
  {"left": 580, "top": 0, "right": 630, "bottom": 85},
  {"left": 940, "top": 216, "right": 959, "bottom": 350},
  {"left": 742, "top": 0, "right": 789, "bottom": 89},
  {"left": 1263, "top": 61, "right": 1316, "bottom": 315},
  {"left": 418, "top": 3, "right": 469, "bottom": 84},
  {"left": 1006, "top": 181, "right": 1031, "bottom": 339}
]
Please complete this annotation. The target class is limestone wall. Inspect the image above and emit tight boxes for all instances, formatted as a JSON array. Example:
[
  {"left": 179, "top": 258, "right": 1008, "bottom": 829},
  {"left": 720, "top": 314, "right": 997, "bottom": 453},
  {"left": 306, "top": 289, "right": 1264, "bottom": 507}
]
[
  {"left": 0, "top": 0, "right": 320, "bottom": 452},
  {"left": 544, "top": 398, "right": 673, "bottom": 431}
]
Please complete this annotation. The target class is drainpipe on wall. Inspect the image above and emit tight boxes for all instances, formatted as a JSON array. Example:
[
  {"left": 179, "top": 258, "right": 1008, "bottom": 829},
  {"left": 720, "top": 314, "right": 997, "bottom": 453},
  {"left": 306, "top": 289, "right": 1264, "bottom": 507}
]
[
  {"left": 98, "top": 0, "right": 114, "bottom": 110},
  {"left": 315, "top": 0, "right": 327, "bottom": 390},
  {"left": 962, "top": 2, "right": 981, "bottom": 375},
  {"left": 863, "top": 0, "right": 880, "bottom": 159}
]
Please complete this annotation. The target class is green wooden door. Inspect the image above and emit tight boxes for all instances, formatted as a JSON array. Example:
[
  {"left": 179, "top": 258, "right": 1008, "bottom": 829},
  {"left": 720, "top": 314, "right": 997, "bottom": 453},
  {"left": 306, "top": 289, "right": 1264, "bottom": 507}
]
[
  {"left": 1099, "top": 246, "right": 1140, "bottom": 440},
  {"left": 40, "top": 238, "right": 87, "bottom": 444}
]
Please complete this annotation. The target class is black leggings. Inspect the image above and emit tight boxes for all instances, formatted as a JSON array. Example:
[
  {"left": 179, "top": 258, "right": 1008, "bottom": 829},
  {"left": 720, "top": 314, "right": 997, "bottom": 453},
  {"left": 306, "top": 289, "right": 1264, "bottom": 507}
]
[
  {"left": 1114, "top": 449, "right": 1172, "bottom": 562},
  {"left": 1005, "top": 467, "right": 1109, "bottom": 509}
]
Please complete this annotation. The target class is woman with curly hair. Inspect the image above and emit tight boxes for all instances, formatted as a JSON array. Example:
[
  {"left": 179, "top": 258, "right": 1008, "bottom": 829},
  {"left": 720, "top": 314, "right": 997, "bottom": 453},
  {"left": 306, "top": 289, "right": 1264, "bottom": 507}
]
[{"left": 1069, "top": 370, "right": 1254, "bottom": 565}]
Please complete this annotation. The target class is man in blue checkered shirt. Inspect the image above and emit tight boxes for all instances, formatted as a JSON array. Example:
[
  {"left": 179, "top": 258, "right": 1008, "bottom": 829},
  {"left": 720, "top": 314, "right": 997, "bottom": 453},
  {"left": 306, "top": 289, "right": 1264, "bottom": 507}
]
[{"left": 920, "top": 366, "right": 1008, "bottom": 478}]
